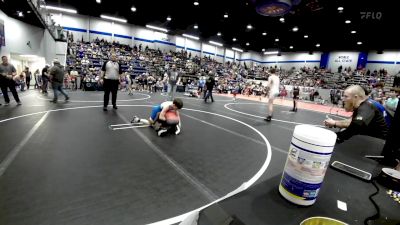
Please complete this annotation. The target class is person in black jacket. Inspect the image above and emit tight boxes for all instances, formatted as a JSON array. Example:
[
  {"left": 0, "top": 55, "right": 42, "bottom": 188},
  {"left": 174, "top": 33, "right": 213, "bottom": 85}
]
[
  {"left": 49, "top": 59, "right": 69, "bottom": 103},
  {"left": 204, "top": 76, "right": 215, "bottom": 103},
  {"left": 291, "top": 85, "right": 300, "bottom": 112},
  {"left": 41, "top": 65, "right": 50, "bottom": 94},
  {"left": 324, "top": 85, "right": 388, "bottom": 142},
  {"left": 24, "top": 67, "right": 32, "bottom": 90}
]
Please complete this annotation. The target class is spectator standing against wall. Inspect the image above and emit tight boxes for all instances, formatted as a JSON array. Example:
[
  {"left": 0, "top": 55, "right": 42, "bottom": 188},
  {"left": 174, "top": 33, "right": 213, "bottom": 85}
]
[
  {"left": 34, "top": 69, "right": 40, "bottom": 89},
  {"left": 0, "top": 56, "right": 21, "bottom": 106},
  {"left": 18, "top": 71, "right": 26, "bottom": 91},
  {"left": 24, "top": 67, "right": 32, "bottom": 90},
  {"left": 41, "top": 65, "right": 50, "bottom": 94},
  {"left": 100, "top": 53, "right": 122, "bottom": 111}
]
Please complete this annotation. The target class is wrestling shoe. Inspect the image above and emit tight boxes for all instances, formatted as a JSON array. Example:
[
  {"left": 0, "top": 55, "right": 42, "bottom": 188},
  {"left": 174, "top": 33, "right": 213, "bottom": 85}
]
[
  {"left": 264, "top": 116, "right": 272, "bottom": 122},
  {"left": 158, "top": 128, "right": 168, "bottom": 137},
  {"left": 175, "top": 125, "right": 181, "bottom": 135},
  {"left": 131, "top": 116, "right": 140, "bottom": 124}
]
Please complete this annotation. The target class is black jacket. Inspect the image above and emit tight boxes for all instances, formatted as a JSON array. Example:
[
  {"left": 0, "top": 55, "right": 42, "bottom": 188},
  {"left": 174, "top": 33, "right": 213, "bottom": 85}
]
[{"left": 337, "top": 100, "right": 388, "bottom": 141}]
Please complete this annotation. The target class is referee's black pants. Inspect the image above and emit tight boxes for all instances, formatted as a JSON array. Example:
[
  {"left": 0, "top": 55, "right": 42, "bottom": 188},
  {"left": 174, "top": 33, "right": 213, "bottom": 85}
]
[
  {"left": 103, "top": 79, "right": 119, "bottom": 107},
  {"left": 0, "top": 79, "right": 21, "bottom": 103}
]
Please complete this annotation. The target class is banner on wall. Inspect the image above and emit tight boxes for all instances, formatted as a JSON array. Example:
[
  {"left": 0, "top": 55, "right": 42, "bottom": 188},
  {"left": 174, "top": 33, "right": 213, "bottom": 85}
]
[
  {"left": 0, "top": 18, "right": 5, "bottom": 46},
  {"left": 334, "top": 55, "right": 353, "bottom": 63}
]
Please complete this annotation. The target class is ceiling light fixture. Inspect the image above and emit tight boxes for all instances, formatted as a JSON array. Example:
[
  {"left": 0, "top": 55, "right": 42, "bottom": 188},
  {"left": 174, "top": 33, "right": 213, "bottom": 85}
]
[
  {"left": 183, "top": 34, "right": 200, "bottom": 40},
  {"left": 337, "top": 6, "right": 343, "bottom": 11},
  {"left": 232, "top": 38, "right": 237, "bottom": 41},
  {"left": 131, "top": 6, "right": 136, "bottom": 12},
  {"left": 262, "top": 49, "right": 266, "bottom": 52},
  {"left": 275, "top": 38, "right": 279, "bottom": 42},
  {"left": 316, "top": 43, "right": 320, "bottom": 47},
  {"left": 167, "top": 16, "right": 172, "bottom": 21},
  {"left": 262, "top": 32, "right": 267, "bottom": 36},
  {"left": 264, "top": 51, "right": 279, "bottom": 55},
  {"left": 43, "top": 5, "right": 77, "bottom": 14},
  {"left": 345, "top": 20, "right": 351, "bottom": 24},
  {"left": 209, "top": 41, "right": 223, "bottom": 47},
  {"left": 357, "top": 41, "right": 362, "bottom": 45},
  {"left": 292, "top": 26, "right": 298, "bottom": 32},
  {"left": 194, "top": 25, "right": 198, "bottom": 29},
  {"left": 146, "top": 25, "right": 168, "bottom": 33},
  {"left": 224, "top": 13, "right": 228, "bottom": 18},
  {"left": 351, "top": 30, "right": 356, "bottom": 34},
  {"left": 304, "top": 35, "right": 308, "bottom": 38},
  {"left": 289, "top": 46, "right": 293, "bottom": 49},
  {"left": 246, "top": 42, "right": 250, "bottom": 46},
  {"left": 96, "top": 0, "right": 101, "bottom": 3},
  {"left": 20, "top": 54, "right": 40, "bottom": 58},
  {"left": 232, "top": 47, "right": 243, "bottom": 52},
  {"left": 17, "top": 11, "right": 23, "bottom": 17},
  {"left": 279, "top": 17, "right": 285, "bottom": 23},
  {"left": 247, "top": 24, "right": 253, "bottom": 29},
  {"left": 100, "top": 15, "right": 127, "bottom": 23},
  {"left": 217, "top": 32, "right": 221, "bottom": 36},
  {"left": 194, "top": 1, "right": 199, "bottom": 6}
]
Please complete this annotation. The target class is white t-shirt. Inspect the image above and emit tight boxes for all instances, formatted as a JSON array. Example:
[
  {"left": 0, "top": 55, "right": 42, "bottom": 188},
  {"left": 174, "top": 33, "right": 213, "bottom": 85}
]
[
  {"left": 161, "top": 101, "right": 173, "bottom": 109},
  {"left": 268, "top": 74, "right": 280, "bottom": 94},
  {"left": 70, "top": 70, "right": 78, "bottom": 77},
  {"left": 102, "top": 61, "right": 120, "bottom": 80}
]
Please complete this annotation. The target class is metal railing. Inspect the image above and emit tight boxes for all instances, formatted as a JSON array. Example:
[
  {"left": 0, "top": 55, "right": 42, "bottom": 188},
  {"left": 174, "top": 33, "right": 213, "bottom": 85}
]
[{"left": 26, "top": 0, "right": 67, "bottom": 42}]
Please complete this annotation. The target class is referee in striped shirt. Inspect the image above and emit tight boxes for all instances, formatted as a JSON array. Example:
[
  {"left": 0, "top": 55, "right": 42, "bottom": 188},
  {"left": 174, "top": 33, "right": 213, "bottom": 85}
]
[{"left": 100, "top": 54, "right": 122, "bottom": 111}]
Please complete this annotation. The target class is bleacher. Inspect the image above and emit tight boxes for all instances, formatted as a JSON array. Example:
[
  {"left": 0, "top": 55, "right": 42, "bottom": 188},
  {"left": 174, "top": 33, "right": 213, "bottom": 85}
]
[{"left": 64, "top": 39, "right": 398, "bottom": 105}]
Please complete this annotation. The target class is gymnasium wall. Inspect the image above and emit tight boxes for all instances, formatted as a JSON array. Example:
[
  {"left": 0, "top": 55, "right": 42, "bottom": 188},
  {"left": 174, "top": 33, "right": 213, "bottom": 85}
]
[
  {"left": 366, "top": 51, "right": 400, "bottom": 74},
  {"left": 3, "top": 9, "right": 400, "bottom": 75}
]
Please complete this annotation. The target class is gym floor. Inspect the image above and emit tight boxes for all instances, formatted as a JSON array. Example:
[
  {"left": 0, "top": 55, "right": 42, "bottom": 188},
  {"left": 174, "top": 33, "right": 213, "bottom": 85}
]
[{"left": 0, "top": 90, "right": 345, "bottom": 225}]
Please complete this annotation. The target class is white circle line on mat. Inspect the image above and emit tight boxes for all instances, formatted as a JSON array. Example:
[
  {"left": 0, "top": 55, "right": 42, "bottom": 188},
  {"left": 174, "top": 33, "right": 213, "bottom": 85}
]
[
  {"left": 227, "top": 102, "right": 348, "bottom": 119},
  {"left": 224, "top": 102, "right": 324, "bottom": 127},
  {"left": 36, "top": 93, "right": 151, "bottom": 102},
  {"left": 0, "top": 105, "right": 272, "bottom": 225},
  {"left": 181, "top": 97, "right": 233, "bottom": 102}
]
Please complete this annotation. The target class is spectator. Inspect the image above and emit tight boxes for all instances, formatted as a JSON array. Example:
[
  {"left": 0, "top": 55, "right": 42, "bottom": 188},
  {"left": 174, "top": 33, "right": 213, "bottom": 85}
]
[
  {"left": 34, "top": 69, "right": 40, "bottom": 89},
  {"left": 18, "top": 71, "right": 26, "bottom": 91},
  {"left": 204, "top": 76, "right": 215, "bottom": 103},
  {"left": 167, "top": 64, "right": 180, "bottom": 100},
  {"left": 385, "top": 92, "right": 399, "bottom": 116},
  {"left": 49, "top": 59, "right": 70, "bottom": 103},
  {"left": 24, "top": 67, "right": 32, "bottom": 89},
  {"left": 42, "top": 65, "right": 50, "bottom": 94},
  {"left": 0, "top": 55, "right": 21, "bottom": 105}
]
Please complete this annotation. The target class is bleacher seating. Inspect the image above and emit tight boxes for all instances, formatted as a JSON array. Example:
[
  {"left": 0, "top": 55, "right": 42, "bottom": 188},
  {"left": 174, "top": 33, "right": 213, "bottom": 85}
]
[{"left": 64, "top": 39, "right": 398, "bottom": 104}]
